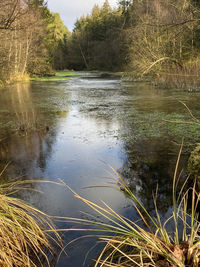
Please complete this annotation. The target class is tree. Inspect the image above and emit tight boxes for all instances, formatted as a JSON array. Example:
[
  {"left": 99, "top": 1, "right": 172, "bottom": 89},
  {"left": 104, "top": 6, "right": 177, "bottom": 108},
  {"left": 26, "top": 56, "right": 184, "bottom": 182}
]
[
  {"left": 125, "top": 0, "right": 200, "bottom": 75},
  {"left": 46, "top": 13, "right": 71, "bottom": 70},
  {"left": 0, "top": 0, "right": 52, "bottom": 81},
  {"left": 67, "top": 1, "right": 125, "bottom": 71}
]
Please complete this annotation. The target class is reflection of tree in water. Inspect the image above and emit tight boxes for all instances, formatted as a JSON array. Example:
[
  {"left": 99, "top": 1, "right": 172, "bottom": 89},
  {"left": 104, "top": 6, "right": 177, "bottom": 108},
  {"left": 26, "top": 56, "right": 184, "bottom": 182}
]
[
  {"left": 118, "top": 138, "right": 188, "bottom": 215},
  {"left": 0, "top": 83, "right": 66, "bottom": 182},
  {"left": 0, "top": 128, "right": 58, "bottom": 183},
  {"left": 9, "top": 83, "right": 37, "bottom": 131}
]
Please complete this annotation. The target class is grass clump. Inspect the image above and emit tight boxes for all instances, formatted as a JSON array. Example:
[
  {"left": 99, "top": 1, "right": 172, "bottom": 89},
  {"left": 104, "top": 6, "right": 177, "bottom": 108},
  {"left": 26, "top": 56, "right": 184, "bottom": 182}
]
[
  {"left": 0, "top": 178, "right": 60, "bottom": 266},
  {"left": 64, "top": 144, "right": 200, "bottom": 266}
]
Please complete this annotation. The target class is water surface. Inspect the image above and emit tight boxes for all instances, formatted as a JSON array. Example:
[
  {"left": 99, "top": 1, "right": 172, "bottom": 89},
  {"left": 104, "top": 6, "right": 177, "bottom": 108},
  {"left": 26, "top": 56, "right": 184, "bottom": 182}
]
[{"left": 0, "top": 73, "right": 200, "bottom": 266}]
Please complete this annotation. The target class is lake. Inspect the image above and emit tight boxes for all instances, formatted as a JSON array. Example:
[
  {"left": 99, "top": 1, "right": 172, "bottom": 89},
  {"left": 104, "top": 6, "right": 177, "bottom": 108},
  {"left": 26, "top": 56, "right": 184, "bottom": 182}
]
[{"left": 0, "top": 72, "right": 200, "bottom": 266}]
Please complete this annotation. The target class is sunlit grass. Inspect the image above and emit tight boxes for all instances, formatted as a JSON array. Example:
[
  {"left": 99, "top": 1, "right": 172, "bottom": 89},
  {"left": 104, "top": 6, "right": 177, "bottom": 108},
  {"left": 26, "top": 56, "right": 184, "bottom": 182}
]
[
  {"left": 62, "top": 143, "right": 200, "bottom": 266},
  {"left": 55, "top": 71, "right": 80, "bottom": 76}
]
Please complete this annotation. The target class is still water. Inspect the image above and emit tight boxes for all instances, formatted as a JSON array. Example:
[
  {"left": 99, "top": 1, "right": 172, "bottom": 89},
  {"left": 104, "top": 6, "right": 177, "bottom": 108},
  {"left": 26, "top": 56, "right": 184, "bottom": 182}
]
[{"left": 0, "top": 72, "right": 200, "bottom": 266}]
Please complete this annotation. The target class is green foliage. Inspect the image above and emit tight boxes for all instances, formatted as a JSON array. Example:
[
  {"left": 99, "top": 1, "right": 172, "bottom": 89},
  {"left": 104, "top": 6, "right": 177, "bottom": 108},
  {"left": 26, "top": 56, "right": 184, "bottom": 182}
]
[
  {"left": 67, "top": 1, "right": 124, "bottom": 70},
  {"left": 46, "top": 13, "right": 71, "bottom": 70}
]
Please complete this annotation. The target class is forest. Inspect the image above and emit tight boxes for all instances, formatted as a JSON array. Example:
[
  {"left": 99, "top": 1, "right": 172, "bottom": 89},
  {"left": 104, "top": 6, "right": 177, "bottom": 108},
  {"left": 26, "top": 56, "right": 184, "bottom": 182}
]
[
  {"left": 0, "top": 0, "right": 70, "bottom": 84},
  {"left": 2, "top": 1, "right": 200, "bottom": 266},
  {"left": 1, "top": 0, "right": 200, "bottom": 86},
  {"left": 68, "top": 0, "right": 200, "bottom": 88}
]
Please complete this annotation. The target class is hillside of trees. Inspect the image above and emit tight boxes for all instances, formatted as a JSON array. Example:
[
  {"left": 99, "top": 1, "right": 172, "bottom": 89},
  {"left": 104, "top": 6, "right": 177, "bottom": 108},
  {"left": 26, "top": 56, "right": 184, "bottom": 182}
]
[{"left": 1, "top": 0, "right": 200, "bottom": 85}]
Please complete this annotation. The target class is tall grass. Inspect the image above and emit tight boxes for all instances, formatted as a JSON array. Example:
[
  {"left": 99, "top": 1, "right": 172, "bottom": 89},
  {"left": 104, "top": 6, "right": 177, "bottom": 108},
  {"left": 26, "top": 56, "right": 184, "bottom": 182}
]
[
  {"left": 0, "top": 178, "right": 61, "bottom": 266},
  {"left": 63, "top": 144, "right": 200, "bottom": 266}
]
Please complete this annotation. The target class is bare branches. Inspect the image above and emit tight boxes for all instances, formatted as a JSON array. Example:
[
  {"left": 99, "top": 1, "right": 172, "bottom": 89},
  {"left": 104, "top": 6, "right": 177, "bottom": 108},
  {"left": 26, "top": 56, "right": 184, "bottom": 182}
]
[
  {"left": 0, "top": 0, "right": 29, "bottom": 30},
  {"left": 127, "top": 0, "right": 200, "bottom": 76},
  {"left": 144, "top": 18, "right": 200, "bottom": 29}
]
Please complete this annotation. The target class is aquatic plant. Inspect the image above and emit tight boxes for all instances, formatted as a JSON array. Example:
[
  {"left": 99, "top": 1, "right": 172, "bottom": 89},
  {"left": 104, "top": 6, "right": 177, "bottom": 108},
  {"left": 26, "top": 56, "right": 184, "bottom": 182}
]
[
  {"left": 0, "top": 176, "right": 61, "bottom": 267},
  {"left": 63, "top": 144, "right": 200, "bottom": 266}
]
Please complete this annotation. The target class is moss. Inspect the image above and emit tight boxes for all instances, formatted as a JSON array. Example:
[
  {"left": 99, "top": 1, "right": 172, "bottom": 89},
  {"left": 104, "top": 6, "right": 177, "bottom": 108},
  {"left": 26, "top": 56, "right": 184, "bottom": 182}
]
[{"left": 187, "top": 145, "right": 200, "bottom": 177}]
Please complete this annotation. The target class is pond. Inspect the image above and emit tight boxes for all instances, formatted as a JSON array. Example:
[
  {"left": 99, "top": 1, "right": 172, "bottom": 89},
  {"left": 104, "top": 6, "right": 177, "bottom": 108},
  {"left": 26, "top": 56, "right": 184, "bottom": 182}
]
[{"left": 0, "top": 72, "right": 200, "bottom": 266}]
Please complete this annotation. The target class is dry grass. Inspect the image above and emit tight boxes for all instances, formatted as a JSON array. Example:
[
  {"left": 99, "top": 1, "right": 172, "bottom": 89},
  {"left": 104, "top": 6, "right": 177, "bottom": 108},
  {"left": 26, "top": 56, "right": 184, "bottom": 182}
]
[{"left": 0, "top": 178, "right": 61, "bottom": 267}]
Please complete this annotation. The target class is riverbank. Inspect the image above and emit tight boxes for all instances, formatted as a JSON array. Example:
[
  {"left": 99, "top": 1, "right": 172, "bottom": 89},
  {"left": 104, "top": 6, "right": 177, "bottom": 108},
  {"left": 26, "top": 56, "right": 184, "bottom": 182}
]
[
  {"left": 0, "top": 74, "right": 30, "bottom": 88},
  {"left": 0, "top": 71, "right": 81, "bottom": 87},
  {"left": 123, "top": 61, "right": 200, "bottom": 90},
  {"left": 30, "top": 71, "right": 80, "bottom": 81}
]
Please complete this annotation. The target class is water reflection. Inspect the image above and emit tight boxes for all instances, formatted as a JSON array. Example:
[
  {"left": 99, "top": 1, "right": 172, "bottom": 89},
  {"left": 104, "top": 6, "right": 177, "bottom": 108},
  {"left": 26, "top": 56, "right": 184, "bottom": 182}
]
[
  {"left": 0, "top": 74, "right": 200, "bottom": 266},
  {"left": 0, "top": 82, "right": 59, "bottom": 179},
  {"left": 9, "top": 83, "right": 36, "bottom": 131}
]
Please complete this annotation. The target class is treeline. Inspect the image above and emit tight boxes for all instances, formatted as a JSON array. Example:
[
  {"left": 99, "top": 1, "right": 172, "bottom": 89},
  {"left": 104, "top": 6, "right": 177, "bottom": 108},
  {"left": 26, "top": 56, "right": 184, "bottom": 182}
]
[
  {"left": 0, "top": 0, "right": 70, "bottom": 83},
  {"left": 66, "top": 0, "right": 200, "bottom": 81},
  {"left": 2, "top": 0, "right": 200, "bottom": 83},
  {"left": 67, "top": 0, "right": 126, "bottom": 71}
]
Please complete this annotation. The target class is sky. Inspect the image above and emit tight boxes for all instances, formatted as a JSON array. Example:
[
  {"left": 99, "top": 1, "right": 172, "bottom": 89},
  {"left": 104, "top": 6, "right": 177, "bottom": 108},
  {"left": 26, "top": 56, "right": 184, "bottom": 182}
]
[{"left": 47, "top": 0, "right": 118, "bottom": 31}]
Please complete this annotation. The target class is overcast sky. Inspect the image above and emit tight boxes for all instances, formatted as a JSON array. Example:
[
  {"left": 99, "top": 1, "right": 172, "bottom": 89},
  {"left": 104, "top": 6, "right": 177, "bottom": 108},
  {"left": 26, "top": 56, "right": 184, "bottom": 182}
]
[{"left": 47, "top": 0, "right": 118, "bottom": 31}]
